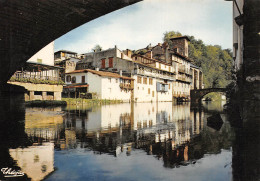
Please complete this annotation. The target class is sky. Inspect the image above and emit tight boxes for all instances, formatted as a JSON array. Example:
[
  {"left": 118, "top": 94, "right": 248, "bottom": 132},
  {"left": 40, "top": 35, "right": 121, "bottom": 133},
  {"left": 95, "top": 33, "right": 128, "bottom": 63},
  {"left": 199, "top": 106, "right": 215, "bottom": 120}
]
[{"left": 54, "top": 0, "right": 233, "bottom": 54}]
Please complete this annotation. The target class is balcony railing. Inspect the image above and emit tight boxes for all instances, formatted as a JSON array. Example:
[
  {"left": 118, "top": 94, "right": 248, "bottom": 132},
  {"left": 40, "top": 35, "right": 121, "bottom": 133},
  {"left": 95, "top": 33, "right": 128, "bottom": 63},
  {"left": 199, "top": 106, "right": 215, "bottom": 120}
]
[
  {"left": 178, "top": 67, "right": 185, "bottom": 73},
  {"left": 176, "top": 75, "right": 192, "bottom": 83},
  {"left": 135, "top": 69, "right": 175, "bottom": 80},
  {"left": 120, "top": 83, "right": 134, "bottom": 90},
  {"left": 10, "top": 72, "right": 63, "bottom": 85}
]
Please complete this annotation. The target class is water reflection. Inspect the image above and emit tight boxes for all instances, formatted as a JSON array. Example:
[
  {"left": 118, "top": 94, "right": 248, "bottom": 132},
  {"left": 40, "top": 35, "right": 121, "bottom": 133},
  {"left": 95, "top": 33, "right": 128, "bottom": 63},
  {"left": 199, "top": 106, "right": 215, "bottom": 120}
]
[{"left": 1, "top": 101, "right": 235, "bottom": 181}]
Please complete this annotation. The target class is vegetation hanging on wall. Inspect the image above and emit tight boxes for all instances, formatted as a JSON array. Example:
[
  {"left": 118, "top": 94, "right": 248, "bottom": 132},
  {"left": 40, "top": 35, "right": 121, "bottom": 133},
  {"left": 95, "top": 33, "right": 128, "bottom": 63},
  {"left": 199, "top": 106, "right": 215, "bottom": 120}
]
[{"left": 9, "top": 77, "right": 64, "bottom": 85}]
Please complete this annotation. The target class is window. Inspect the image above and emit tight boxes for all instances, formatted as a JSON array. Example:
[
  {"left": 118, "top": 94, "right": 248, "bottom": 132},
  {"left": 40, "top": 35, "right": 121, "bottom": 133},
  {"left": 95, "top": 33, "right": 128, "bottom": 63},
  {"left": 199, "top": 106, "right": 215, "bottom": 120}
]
[
  {"left": 148, "top": 88, "right": 150, "bottom": 94},
  {"left": 109, "top": 78, "right": 111, "bottom": 83},
  {"left": 143, "top": 77, "right": 147, "bottom": 84},
  {"left": 169, "top": 84, "right": 171, "bottom": 90},
  {"left": 149, "top": 78, "right": 153, "bottom": 85},
  {"left": 37, "top": 59, "right": 42, "bottom": 63},
  {"left": 47, "top": 92, "right": 54, "bottom": 96},
  {"left": 169, "top": 67, "right": 171, "bottom": 72},
  {"left": 109, "top": 57, "right": 113, "bottom": 68},
  {"left": 159, "top": 64, "right": 161, "bottom": 69},
  {"left": 34, "top": 91, "right": 42, "bottom": 96},
  {"left": 66, "top": 75, "right": 71, "bottom": 82},
  {"left": 137, "top": 76, "right": 142, "bottom": 84},
  {"left": 101, "top": 59, "right": 106, "bottom": 69},
  {"left": 72, "top": 76, "right": 76, "bottom": 83},
  {"left": 152, "top": 91, "right": 154, "bottom": 97},
  {"left": 116, "top": 79, "right": 118, "bottom": 83},
  {"left": 82, "top": 76, "right": 85, "bottom": 83}
]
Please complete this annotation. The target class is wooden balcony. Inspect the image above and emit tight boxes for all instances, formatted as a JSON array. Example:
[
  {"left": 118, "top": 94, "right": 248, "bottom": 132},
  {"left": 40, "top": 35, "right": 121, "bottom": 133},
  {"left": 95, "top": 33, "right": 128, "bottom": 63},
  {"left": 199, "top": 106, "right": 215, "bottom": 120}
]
[{"left": 120, "top": 83, "right": 134, "bottom": 90}]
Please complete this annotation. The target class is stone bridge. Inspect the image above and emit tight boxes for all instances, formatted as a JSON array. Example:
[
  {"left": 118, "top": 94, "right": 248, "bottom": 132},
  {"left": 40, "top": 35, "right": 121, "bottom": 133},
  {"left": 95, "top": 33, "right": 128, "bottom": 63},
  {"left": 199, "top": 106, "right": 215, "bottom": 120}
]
[
  {"left": 0, "top": 0, "right": 141, "bottom": 85},
  {"left": 190, "top": 88, "right": 227, "bottom": 103}
]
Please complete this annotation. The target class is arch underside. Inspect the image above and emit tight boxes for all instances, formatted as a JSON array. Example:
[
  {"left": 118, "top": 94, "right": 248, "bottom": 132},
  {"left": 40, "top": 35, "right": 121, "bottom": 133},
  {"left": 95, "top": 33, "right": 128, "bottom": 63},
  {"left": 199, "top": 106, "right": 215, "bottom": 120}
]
[
  {"left": 0, "top": 0, "right": 141, "bottom": 85},
  {"left": 190, "top": 88, "right": 227, "bottom": 102},
  {"left": 197, "top": 90, "right": 226, "bottom": 101}
]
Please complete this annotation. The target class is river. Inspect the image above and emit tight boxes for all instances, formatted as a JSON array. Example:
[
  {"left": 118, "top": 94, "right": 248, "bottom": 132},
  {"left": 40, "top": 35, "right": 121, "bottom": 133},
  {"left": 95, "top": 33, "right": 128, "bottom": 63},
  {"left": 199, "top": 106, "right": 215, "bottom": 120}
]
[{"left": 0, "top": 99, "right": 244, "bottom": 181}]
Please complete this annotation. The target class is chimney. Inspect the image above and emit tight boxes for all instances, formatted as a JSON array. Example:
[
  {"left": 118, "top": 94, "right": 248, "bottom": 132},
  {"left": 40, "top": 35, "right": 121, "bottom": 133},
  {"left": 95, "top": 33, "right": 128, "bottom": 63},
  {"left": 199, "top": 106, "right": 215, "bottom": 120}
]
[
  {"left": 146, "top": 51, "right": 152, "bottom": 59},
  {"left": 119, "top": 70, "right": 122, "bottom": 76},
  {"left": 126, "top": 49, "right": 132, "bottom": 57},
  {"left": 95, "top": 67, "right": 99, "bottom": 71},
  {"left": 170, "top": 36, "right": 190, "bottom": 57}
]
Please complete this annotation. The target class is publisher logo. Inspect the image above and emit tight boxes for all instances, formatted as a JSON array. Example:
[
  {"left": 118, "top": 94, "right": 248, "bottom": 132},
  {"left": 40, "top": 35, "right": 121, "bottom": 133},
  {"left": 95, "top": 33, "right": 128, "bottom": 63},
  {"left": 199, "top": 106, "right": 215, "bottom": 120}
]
[{"left": 1, "top": 167, "right": 24, "bottom": 177}]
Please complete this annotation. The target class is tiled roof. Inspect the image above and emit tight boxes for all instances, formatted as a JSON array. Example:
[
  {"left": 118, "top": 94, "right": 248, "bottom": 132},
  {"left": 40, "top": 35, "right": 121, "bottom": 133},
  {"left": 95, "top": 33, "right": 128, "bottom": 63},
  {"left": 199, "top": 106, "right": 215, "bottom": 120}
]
[{"left": 66, "top": 69, "right": 134, "bottom": 80}]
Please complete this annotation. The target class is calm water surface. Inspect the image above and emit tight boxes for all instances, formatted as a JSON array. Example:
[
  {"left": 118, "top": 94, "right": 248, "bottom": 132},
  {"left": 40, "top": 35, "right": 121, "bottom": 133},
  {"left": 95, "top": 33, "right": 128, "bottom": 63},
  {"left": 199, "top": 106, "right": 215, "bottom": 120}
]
[{"left": 0, "top": 101, "right": 235, "bottom": 181}]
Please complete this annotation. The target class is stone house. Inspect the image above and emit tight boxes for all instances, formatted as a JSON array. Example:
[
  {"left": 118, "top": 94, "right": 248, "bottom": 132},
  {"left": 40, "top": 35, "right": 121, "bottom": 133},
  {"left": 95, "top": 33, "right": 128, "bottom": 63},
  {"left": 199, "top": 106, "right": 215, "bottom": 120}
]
[{"left": 77, "top": 46, "right": 134, "bottom": 75}]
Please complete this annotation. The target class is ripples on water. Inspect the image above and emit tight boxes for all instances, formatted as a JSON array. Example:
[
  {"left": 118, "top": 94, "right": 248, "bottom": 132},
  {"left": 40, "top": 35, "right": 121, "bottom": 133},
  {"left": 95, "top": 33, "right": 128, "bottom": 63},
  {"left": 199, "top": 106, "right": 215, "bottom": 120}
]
[{"left": 0, "top": 101, "right": 235, "bottom": 181}]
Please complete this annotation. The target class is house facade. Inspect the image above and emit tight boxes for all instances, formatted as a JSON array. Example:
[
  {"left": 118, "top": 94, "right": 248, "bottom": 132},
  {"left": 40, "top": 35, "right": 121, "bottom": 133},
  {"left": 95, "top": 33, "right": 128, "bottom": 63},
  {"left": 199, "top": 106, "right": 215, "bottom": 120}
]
[
  {"left": 63, "top": 36, "right": 203, "bottom": 102},
  {"left": 131, "top": 54, "right": 175, "bottom": 102},
  {"left": 54, "top": 50, "right": 78, "bottom": 63},
  {"left": 64, "top": 69, "right": 134, "bottom": 102}
]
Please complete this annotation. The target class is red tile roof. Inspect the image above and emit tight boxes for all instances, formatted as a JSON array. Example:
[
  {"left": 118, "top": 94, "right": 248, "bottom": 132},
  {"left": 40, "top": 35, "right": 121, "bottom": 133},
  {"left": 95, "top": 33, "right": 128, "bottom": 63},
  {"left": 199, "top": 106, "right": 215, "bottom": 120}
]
[{"left": 66, "top": 69, "right": 134, "bottom": 80}]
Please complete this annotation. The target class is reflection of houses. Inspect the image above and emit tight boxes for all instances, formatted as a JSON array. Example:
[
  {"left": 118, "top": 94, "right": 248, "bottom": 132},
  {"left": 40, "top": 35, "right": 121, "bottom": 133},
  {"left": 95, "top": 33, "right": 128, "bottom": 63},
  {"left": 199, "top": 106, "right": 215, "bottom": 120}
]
[
  {"left": 8, "top": 42, "right": 63, "bottom": 101},
  {"left": 64, "top": 69, "right": 134, "bottom": 101},
  {"left": 9, "top": 143, "right": 54, "bottom": 181},
  {"left": 25, "top": 107, "right": 64, "bottom": 141}
]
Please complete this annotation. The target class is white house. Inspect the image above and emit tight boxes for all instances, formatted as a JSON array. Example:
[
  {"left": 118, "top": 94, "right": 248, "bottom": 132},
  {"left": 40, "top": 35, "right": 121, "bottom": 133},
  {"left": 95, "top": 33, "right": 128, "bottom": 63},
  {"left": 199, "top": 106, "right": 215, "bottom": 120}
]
[{"left": 64, "top": 69, "right": 134, "bottom": 102}]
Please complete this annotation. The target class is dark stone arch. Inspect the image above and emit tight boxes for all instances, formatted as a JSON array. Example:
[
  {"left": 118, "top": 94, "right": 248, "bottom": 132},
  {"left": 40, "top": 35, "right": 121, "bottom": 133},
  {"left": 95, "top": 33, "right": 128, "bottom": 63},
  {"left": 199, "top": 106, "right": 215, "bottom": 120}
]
[
  {"left": 0, "top": 0, "right": 142, "bottom": 84},
  {"left": 190, "top": 88, "right": 227, "bottom": 103}
]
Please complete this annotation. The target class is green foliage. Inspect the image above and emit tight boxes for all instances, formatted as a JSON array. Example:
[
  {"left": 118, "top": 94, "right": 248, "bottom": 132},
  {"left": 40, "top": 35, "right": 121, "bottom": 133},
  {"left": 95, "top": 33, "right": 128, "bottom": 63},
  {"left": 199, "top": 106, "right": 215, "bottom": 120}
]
[
  {"left": 163, "top": 31, "right": 233, "bottom": 88},
  {"left": 163, "top": 31, "right": 182, "bottom": 48},
  {"left": 26, "top": 100, "right": 67, "bottom": 107},
  {"left": 92, "top": 44, "right": 102, "bottom": 52}
]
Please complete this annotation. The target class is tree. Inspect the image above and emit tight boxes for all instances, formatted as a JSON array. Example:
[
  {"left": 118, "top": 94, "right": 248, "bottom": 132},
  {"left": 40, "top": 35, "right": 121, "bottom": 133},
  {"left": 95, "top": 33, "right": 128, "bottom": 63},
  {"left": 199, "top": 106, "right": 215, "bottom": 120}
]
[
  {"left": 163, "top": 31, "right": 182, "bottom": 48},
  {"left": 163, "top": 31, "right": 233, "bottom": 88},
  {"left": 92, "top": 44, "right": 102, "bottom": 52}
]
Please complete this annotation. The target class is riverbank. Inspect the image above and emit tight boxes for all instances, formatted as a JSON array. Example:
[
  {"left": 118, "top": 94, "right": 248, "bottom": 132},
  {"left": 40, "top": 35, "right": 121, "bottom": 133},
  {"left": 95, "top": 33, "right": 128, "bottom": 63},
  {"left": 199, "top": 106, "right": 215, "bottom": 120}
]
[
  {"left": 25, "top": 100, "right": 67, "bottom": 107},
  {"left": 62, "top": 98, "right": 124, "bottom": 105}
]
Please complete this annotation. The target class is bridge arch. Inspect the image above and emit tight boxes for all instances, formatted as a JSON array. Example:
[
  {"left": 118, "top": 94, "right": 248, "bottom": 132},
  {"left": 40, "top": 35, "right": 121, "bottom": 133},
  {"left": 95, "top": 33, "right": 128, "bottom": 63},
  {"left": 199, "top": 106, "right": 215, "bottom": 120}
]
[
  {"left": 0, "top": 0, "right": 141, "bottom": 85},
  {"left": 190, "top": 88, "right": 227, "bottom": 103}
]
